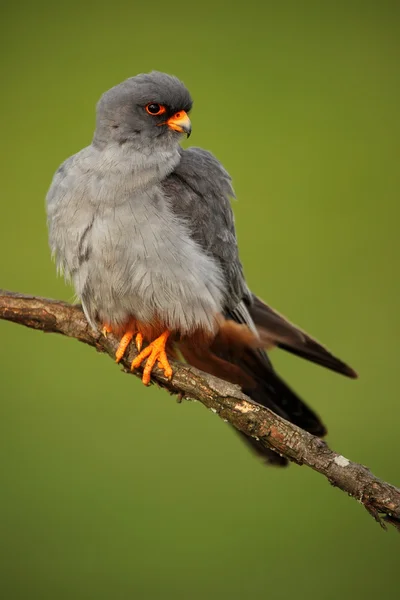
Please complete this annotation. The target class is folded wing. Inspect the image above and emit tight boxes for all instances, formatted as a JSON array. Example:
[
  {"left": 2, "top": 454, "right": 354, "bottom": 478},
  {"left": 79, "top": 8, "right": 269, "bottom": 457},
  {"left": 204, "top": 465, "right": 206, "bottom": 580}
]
[
  {"left": 248, "top": 294, "right": 357, "bottom": 379},
  {"left": 163, "top": 147, "right": 356, "bottom": 466}
]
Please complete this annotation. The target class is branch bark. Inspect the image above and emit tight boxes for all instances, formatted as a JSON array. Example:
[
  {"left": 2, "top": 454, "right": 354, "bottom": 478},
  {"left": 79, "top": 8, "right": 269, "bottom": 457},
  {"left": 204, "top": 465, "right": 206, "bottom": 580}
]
[{"left": 1, "top": 289, "right": 399, "bottom": 531}]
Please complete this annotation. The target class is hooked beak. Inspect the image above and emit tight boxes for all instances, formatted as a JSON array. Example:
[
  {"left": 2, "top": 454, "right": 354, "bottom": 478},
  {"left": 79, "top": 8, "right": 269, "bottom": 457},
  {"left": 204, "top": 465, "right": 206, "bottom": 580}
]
[{"left": 166, "top": 111, "right": 192, "bottom": 137}]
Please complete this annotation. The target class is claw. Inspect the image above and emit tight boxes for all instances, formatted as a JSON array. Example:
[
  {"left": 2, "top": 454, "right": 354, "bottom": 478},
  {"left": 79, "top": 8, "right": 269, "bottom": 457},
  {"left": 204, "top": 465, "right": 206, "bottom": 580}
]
[
  {"left": 130, "top": 331, "right": 172, "bottom": 385},
  {"left": 102, "top": 323, "right": 112, "bottom": 338},
  {"left": 135, "top": 332, "right": 143, "bottom": 353}
]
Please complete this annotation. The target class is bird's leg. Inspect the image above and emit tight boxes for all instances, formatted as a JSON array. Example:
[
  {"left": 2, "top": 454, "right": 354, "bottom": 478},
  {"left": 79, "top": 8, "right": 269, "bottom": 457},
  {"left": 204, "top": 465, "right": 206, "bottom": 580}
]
[{"left": 130, "top": 330, "right": 173, "bottom": 385}]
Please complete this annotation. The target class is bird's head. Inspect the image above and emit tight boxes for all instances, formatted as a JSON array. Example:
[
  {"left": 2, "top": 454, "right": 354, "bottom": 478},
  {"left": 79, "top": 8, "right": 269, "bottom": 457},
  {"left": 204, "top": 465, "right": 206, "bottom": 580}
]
[{"left": 93, "top": 71, "right": 193, "bottom": 151}]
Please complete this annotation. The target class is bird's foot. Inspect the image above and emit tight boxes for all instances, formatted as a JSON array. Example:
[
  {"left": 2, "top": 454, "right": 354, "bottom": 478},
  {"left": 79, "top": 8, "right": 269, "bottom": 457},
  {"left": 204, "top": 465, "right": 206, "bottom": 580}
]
[
  {"left": 116, "top": 330, "right": 143, "bottom": 363},
  {"left": 130, "top": 330, "right": 172, "bottom": 385},
  {"left": 102, "top": 323, "right": 143, "bottom": 363},
  {"left": 115, "top": 328, "right": 135, "bottom": 363}
]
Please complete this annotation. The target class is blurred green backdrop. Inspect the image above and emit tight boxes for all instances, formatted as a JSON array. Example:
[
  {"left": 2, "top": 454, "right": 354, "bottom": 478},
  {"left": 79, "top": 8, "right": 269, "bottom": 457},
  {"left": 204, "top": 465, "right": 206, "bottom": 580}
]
[{"left": 0, "top": 1, "right": 399, "bottom": 598}]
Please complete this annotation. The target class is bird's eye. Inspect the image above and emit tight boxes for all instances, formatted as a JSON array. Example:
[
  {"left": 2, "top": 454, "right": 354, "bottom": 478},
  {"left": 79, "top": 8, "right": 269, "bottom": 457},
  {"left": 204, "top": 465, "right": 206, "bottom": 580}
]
[{"left": 145, "top": 103, "right": 166, "bottom": 116}]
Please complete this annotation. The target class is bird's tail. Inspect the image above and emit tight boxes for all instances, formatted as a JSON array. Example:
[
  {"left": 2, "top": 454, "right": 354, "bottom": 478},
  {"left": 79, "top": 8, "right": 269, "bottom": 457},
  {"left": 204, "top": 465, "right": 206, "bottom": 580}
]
[
  {"left": 233, "top": 345, "right": 327, "bottom": 466},
  {"left": 178, "top": 315, "right": 327, "bottom": 467}
]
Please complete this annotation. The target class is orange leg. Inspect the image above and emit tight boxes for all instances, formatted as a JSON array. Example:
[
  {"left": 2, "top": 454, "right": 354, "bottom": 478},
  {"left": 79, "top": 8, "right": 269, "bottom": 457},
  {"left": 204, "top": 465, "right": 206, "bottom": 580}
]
[{"left": 130, "top": 330, "right": 173, "bottom": 385}]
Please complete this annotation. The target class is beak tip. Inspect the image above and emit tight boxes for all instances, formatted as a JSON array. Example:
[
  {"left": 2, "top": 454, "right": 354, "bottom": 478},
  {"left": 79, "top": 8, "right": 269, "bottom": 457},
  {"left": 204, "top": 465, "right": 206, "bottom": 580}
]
[{"left": 166, "top": 110, "right": 192, "bottom": 138}]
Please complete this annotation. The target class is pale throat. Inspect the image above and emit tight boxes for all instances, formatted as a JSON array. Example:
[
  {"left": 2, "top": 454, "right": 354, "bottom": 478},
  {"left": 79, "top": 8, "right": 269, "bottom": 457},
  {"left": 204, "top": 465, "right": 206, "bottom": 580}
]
[{"left": 93, "top": 141, "right": 182, "bottom": 194}]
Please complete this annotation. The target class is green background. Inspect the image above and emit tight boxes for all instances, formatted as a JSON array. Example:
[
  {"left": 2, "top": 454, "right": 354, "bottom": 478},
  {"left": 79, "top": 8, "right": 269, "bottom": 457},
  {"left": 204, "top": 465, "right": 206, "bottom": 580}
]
[{"left": 0, "top": 1, "right": 399, "bottom": 598}]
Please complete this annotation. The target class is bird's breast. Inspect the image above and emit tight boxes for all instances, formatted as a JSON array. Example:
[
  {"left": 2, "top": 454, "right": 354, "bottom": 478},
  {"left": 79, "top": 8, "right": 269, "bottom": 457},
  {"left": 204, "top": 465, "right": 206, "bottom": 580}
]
[{"left": 84, "top": 186, "right": 227, "bottom": 335}]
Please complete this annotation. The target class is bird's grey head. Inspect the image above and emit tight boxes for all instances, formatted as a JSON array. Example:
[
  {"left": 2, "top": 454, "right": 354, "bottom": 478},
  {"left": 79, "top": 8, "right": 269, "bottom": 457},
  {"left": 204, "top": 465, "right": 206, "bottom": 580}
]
[{"left": 93, "top": 71, "right": 193, "bottom": 152}]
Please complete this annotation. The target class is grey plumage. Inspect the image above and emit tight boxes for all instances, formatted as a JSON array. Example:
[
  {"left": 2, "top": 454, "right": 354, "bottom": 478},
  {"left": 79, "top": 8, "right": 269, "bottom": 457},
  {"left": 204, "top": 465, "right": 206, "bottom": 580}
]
[
  {"left": 163, "top": 147, "right": 250, "bottom": 308},
  {"left": 46, "top": 71, "right": 356, "bottom": 466},
  {"left": 47, "top": 73, "right": 224, "bottom": 334}
]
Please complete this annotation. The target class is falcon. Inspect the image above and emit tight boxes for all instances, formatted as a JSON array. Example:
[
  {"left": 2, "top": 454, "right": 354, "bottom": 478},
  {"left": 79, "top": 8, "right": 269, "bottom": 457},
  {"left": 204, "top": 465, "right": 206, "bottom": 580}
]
[{"left": 46, "top": 71, "right": 357, "bottom": 465}]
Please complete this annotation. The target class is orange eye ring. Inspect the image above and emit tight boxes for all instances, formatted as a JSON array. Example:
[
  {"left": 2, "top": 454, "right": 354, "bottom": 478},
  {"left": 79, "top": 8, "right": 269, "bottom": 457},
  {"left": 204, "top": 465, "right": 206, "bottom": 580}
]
[{"left": 145, "top": 103, "right": 166, "bottom": 116}]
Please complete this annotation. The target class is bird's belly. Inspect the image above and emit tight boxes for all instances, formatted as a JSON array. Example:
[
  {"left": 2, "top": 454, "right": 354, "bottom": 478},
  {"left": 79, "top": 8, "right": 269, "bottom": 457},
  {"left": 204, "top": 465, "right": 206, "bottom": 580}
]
[{"left": 79, "top": 197, "right": 225, "bottom": 335}]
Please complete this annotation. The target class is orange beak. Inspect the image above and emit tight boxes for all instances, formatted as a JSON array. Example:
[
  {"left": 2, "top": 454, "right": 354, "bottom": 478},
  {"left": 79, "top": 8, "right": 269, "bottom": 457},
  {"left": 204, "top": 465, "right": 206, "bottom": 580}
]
[{"left": 166, "top": 111, "right": 192, "bottom": 137}]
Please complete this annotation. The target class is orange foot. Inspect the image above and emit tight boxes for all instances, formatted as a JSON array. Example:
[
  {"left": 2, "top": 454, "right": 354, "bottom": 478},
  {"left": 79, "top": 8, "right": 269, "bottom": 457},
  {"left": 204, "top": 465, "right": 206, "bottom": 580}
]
[
  {"left": 130, "top": 330, "right": 173, "bottom": 385},
  {"left": 102, "top": 323, "right": 143, "bottom": 363}
]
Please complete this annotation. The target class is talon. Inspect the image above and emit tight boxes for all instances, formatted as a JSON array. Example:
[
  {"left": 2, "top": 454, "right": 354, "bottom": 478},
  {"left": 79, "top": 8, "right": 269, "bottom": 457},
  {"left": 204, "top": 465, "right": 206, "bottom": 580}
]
[
  {"left": 131, "top": 331, "right": 172, "bottom": 385},
  {"left": 135, "top": 332, "right": 143, "bottom": 353},
  {"left": 102, "top": 323, "right": 112, "bottom": 337}
]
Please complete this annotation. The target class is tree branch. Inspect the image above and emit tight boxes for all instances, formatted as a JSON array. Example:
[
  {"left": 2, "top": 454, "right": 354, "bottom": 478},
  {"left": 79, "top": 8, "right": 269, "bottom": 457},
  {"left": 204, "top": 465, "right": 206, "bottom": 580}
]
[{"left": 1, "top": 289, "right": 399, "bottom": 531}]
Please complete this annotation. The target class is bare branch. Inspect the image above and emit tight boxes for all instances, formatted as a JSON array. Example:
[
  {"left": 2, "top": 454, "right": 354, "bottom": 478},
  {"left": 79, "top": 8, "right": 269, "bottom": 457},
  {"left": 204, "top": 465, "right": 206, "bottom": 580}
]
[{"left": 1, "top": 289, "right": 399, "bottom": 531}]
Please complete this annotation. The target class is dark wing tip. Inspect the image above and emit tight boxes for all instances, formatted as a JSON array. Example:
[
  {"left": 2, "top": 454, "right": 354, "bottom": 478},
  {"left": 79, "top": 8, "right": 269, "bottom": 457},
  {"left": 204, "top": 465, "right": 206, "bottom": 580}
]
[
  {"left": 343, "top": 365, "right": 359, "bottom": 379},
  {"left": 277, "top": 340, "right": 359, "bottom": 380},
  {"left": 249, "top": 294, "right": 359, "bottom": 380}
]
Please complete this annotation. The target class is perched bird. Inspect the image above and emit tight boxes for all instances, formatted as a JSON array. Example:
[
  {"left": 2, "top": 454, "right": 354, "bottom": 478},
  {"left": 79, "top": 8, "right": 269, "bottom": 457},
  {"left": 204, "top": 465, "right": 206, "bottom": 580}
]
[{"left": 46, "top": 71, "right": 357, "bottom": 465}]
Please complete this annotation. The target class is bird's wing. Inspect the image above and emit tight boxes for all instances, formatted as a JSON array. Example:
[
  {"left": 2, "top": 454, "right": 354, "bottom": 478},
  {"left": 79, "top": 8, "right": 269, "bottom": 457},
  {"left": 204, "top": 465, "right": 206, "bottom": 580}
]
[
  {"left": 247, "top": 294, "right": 357, "bottom": 379},
  {"left": 163, "top": 148, "right": 337, "bottom": 464},
  {"left": 164, "top": 147, "right": 357, "bottom": 378},
  {"left": 163, "top": 147, "right": 249, "bottom": 309}
]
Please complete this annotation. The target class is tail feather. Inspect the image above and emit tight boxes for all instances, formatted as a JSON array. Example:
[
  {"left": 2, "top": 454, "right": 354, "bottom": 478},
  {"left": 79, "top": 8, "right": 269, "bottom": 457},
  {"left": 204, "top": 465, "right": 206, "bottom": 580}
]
[
  {"left": 178, "top": 341, "right": 294, "bottom": 466},
  {"left": 232, "top": 345, "right": 327, "bottom": 437}
]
